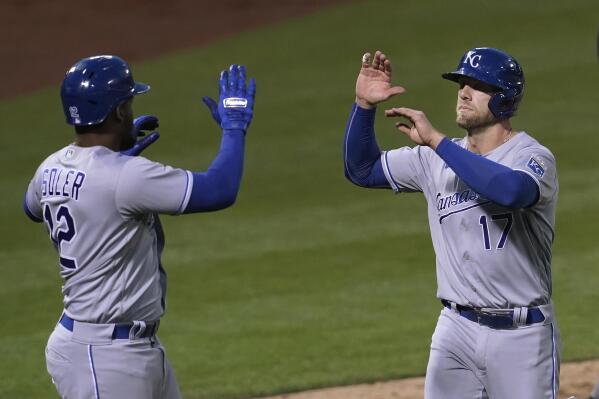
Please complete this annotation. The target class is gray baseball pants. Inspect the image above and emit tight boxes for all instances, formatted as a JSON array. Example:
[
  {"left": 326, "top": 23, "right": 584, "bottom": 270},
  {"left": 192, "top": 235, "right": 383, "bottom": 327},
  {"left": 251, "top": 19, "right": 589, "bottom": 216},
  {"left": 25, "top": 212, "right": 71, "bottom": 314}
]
[
  {"left": 425, "top": 305, "right": 561, "bottom": 399},
  {"left": 45, "top": 320, "right": 181, "bottom": 399}
]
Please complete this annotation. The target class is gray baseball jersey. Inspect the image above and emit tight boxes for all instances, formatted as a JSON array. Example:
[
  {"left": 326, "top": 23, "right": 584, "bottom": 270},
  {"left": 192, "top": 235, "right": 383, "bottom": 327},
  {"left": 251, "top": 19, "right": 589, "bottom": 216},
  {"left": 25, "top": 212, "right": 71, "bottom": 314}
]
[
  {"left": 25, "top": 144, "right": 192, "bottom": 323},
  {"left": 381, "top": 132, "right": 558, "bottom": 308}
]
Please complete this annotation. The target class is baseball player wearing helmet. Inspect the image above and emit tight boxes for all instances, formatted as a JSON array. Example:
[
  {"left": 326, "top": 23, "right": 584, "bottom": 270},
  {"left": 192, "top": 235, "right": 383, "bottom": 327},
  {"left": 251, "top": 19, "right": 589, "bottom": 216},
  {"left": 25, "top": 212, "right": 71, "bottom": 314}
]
[
  {"left": 23, "top": 55, "right": 256, "bottom": 398},
  {"left": 343, "top": 48, "right": 560, "bottom": 398}
]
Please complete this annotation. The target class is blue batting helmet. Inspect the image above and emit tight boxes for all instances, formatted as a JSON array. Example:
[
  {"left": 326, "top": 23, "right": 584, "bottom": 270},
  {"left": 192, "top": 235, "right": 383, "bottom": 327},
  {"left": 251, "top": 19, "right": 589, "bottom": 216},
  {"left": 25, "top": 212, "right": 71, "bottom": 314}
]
[
  {"left": 442, "top": 47, "right": 524, "bottom": 119},
  {"left": 60, "top": 55, "right": 150, "bottom": 126}
]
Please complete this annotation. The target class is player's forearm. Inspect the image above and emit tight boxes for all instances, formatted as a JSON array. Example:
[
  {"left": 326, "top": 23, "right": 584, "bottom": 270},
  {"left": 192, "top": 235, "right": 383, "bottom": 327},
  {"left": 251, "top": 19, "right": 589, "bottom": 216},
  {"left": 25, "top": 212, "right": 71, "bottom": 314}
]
[
  {"left": 183, "top": 130, "right": 245, "bottom": 213},
  {"left": 435, "top": 138, "right": 539, "bottom": 208},
  {"left": 343, "top": 104, "right": 390, "bottom": 188}
]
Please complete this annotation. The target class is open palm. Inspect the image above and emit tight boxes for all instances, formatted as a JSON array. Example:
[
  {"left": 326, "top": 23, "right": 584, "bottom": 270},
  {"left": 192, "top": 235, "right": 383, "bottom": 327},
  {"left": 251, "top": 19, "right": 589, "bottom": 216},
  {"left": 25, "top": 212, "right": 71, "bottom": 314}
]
[{"left": 356, "top": 51, "right": 405, "bottom": 107}]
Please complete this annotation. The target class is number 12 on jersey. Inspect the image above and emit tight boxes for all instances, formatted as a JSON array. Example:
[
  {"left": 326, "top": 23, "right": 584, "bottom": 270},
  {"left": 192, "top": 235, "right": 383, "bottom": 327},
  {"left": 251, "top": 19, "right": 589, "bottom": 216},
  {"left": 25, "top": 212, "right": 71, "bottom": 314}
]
[
  {"left": 43, "top": 204, "right": 78, "bottom": 270},
  {"left": 479, "top": 213, "right": 513, "bottom": 250}
]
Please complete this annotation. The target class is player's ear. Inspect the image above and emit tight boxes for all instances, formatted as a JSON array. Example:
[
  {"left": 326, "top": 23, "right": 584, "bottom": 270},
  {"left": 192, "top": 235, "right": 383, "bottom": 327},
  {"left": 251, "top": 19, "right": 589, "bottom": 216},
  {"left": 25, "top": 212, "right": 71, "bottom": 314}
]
[
  {"left": 114, "top": 98, "right": 133, "bottom": 122},
  {"left": 114, "top": 102, "right": 126, "bottom": 122}
]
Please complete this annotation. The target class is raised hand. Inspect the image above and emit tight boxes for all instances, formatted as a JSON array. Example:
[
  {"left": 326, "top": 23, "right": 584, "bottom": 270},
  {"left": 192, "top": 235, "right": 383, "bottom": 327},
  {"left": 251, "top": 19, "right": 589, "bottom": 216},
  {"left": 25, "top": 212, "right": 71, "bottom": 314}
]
[
  {"left": 121, "top": 115, "right": 160, "bottom": 156},
  {"left": 131, "top": 115, "right": 159, "bottom": 137},
  {"left": 355, "top": 51, "right": 405, "bottom": 109},
  {"left": 385, "top": 107, "right": 445, "bottom": 149},
  {"left": 201, "top": 96, "right": 221, "bottom": 125},
  {"left": 217, "top": 64, "right": 256, "bottom": 133}
]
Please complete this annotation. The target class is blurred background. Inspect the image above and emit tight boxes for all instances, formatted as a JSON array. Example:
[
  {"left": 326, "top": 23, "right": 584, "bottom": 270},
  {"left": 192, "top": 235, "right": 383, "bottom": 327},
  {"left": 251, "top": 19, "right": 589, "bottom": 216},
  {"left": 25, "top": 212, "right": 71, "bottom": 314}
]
[{"left": 1, "top": 1, "right": 598, "bottom": 398}]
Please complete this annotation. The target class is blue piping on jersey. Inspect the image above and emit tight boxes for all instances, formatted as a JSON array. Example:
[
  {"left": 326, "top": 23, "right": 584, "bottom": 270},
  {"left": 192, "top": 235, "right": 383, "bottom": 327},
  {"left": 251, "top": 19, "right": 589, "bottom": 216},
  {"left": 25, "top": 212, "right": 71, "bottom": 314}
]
[
  {"left": 23, "top": 197, "right": 42, "bottom": 223},
  {"left": 551, "top": 323, "right": 557, "bottom": 399},
  {"left": 438, "top": 201, "right": 491, "bottom": 224},
  {"left": 87, "top": 345, "right": 100, "bottom": 399},
  {"left": 383, "top": 151, "right": 402, "bottom": 191},
  {"left": 176, "top": 171, "right": 193, "bottom": 214},
  {"left": 176, "top": 171, "right": 189, "bottom": 213}
]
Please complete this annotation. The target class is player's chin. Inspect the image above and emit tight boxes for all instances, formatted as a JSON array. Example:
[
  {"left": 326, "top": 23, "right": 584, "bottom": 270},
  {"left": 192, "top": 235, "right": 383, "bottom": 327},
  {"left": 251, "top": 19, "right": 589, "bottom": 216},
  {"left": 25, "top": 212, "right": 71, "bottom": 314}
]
[{"left": 456, "top": 114, "right": 471, "bottom": 129}]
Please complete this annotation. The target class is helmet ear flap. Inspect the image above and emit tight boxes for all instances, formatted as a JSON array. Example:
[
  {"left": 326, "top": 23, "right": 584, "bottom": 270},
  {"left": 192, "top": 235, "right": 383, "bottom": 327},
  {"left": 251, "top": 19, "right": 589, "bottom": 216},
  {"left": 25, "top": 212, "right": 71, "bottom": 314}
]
[{"left": 489, "top": 88, "right": 518, "bottom": 119}]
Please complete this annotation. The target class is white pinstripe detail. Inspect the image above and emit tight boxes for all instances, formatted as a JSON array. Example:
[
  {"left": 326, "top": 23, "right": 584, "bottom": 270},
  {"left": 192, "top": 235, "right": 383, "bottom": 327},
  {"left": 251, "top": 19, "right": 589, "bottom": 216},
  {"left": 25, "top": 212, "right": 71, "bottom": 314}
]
[{"left": 343, "top": 105, "right": 360, "bottom": 184}]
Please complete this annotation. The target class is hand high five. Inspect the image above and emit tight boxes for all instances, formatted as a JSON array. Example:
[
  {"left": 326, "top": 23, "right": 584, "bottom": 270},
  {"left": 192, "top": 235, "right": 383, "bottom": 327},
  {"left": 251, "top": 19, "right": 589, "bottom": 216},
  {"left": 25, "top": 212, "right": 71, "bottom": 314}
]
[
  {"left": 385, "top": 107, "right": 445, "bottom": 149},
  {"left": 355, "top": 50, "right": 405, "bottom": 109}
]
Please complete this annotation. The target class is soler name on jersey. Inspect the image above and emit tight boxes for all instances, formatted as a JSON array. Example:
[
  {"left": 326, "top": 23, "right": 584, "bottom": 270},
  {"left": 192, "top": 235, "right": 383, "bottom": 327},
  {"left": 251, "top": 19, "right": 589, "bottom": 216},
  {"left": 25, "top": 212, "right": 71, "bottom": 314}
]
[{"left": 41, "top": 167, "right": 86, "bottom": 200}]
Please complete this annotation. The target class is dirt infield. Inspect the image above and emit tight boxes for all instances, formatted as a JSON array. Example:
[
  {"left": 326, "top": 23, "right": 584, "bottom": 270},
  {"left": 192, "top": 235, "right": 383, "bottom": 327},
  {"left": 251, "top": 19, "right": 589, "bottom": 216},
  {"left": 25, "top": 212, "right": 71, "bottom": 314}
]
[
  {"left": 0, "top": 0, "right": 351, "bottom": 99},
  {"left": 254, "top": 359, "right": 599, "bottom": 399}
]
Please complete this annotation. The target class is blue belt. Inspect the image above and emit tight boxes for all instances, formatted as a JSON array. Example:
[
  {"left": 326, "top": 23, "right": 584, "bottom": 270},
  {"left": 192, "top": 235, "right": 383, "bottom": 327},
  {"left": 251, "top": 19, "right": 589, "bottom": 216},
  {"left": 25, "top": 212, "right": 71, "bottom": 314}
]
[
  {"left": 59, "top": 314, "right": 158, "bottom": 339},
  {"left": 441, "top": 300, "right": 545, "bottom": 329}
]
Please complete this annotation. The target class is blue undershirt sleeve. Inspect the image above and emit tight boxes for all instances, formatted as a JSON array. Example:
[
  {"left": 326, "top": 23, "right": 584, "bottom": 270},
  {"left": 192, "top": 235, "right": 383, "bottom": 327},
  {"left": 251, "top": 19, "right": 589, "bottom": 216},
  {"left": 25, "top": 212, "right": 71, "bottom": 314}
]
[
  {"left": 435, "top": 137, "right": 539, "bottom": 208},
  {"left": 183, "top": 129, "right": 245, "bottom": 213},
  {"left": 343, "top": 104, "right": 390, "bottom": 188}
]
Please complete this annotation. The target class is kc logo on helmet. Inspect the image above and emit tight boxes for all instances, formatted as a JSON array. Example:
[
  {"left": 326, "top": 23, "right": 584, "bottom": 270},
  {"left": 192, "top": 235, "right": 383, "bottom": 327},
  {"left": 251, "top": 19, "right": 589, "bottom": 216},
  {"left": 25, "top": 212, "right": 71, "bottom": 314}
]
[
  {"left": 464, "top": 51, "right": 482, "bottom": 68},
  {"left": 223, "top": 98, "right": 247, "bottom": 108}
]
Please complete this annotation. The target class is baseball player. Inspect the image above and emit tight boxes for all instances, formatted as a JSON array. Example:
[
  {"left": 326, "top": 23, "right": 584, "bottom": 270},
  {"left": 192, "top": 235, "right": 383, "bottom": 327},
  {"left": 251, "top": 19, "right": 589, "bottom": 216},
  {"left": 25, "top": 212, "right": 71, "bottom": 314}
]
[
  {"left": 23, "top": 55, "right": 256, "bottom": 398},
  {"left": 343, "top": 48, "right": 560, "bottom": 398}
]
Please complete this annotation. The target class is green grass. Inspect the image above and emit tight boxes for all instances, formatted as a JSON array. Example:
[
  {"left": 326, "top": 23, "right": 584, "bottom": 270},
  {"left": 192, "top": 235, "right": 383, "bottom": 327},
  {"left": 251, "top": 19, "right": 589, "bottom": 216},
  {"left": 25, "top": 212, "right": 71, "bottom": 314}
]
[{"left": 2, "top": 0, "right": 599, "bottom": 397}]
